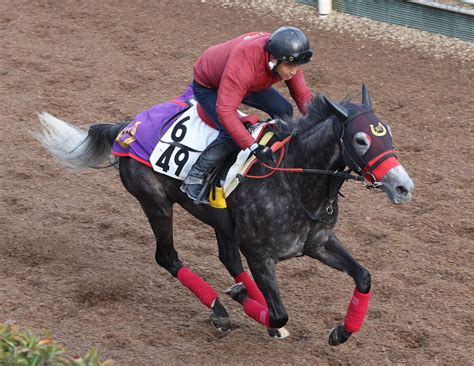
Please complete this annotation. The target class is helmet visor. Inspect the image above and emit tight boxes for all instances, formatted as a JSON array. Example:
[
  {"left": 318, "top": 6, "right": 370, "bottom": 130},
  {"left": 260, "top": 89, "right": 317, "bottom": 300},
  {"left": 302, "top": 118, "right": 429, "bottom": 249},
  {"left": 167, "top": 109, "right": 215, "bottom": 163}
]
[{"left": 281, "top": 49, "right": 313, "bottom": 65}]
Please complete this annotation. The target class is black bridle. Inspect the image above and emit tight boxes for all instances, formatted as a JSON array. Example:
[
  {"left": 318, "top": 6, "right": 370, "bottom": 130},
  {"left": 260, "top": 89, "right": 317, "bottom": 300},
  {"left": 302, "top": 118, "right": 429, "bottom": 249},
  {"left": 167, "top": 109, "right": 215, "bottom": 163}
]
[
  {"left": 239, "top": 122, "right": 365, "bottom": 223},
  {"left": 332, "top": 113, "right": 388, "bottom": 190},
  {"left": 240, "top": 90, "right": 394, "bottom": 221}
]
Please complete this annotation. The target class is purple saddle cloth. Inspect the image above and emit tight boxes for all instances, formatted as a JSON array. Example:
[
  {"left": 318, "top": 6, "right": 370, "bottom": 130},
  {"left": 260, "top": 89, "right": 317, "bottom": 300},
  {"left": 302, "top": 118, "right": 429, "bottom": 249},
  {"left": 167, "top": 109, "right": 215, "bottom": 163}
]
[{"left": 112, "top": 84, "right": 194, "bottom": 167}]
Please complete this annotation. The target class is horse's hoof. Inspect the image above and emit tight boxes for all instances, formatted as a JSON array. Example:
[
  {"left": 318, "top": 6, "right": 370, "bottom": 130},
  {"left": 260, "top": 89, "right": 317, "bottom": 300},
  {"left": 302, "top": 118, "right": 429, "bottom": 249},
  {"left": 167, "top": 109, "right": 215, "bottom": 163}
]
[
  {"left": 210, "top": 314, "right": 231, "bottom": 332},
  {"left": 225, "top": 282, "right": 248, "bottom": 304},
  {"left": 210, "top": 299, "right": 231, "bottom": 332},
  {"left": 328, "top": 324, "right": 351, "bottom": 346},
  {"left": 267, "top": 327, "right": 290, "bottom": 339}
]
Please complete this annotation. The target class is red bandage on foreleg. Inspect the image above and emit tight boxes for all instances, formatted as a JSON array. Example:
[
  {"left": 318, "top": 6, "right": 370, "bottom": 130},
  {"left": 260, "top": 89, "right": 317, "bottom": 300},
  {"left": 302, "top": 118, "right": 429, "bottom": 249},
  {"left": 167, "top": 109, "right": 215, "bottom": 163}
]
[
  {"left": 242, "top": 298, "right": 270, "bottom": 327},
  {"left": 235, "top": 272, "right": 267, "bottom": 307},
  {"left": 177, "top": 267, "right": 218, "bottom": 308},
  {"left": 344, "top": 288, "right": 372, "bottom": 333}
]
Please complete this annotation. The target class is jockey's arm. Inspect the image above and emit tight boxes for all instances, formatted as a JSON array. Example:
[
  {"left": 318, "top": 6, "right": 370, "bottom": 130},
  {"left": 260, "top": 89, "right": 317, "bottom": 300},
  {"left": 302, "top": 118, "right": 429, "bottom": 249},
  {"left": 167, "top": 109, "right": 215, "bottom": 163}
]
[
  {"left": 285, "top": 69, "right": 313, "bottom": 115},
  {"left": 216, "top": 59, "right": 256, "bottom": 150}
]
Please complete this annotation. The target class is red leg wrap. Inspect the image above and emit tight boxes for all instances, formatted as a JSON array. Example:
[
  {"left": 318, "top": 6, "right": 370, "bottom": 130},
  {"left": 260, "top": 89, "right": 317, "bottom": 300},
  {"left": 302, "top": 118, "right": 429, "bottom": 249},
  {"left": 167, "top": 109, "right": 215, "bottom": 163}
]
[
  {"left": 235, "top": 272, "right": 267, "bottom": 307},
  {"left": 177, "top": 267, "right": 218, "bottom": 308},
  {"left": 343, "top": 288, "right": 372, "bottom": 333},
  {"left": 242, "top": 298, "right": 270, "bottom": 327}
]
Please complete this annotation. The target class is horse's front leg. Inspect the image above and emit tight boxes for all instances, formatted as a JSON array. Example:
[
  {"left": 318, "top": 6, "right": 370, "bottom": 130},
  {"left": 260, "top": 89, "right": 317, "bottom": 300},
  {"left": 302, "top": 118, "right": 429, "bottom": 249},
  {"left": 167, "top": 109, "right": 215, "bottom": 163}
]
[
  {"left": 244, "top": 255, "right": 290, "bottom": 338},
  {"left": 304, "top": 232, "right": 372, "bottom": 346}
]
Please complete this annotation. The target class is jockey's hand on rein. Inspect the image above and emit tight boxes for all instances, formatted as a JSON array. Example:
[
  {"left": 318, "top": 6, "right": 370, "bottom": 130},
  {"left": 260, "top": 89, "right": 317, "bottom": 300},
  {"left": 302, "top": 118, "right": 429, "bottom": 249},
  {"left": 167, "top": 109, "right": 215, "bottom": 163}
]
[{"left": 250, "top": 143, "right": 274, "bottom": 165}]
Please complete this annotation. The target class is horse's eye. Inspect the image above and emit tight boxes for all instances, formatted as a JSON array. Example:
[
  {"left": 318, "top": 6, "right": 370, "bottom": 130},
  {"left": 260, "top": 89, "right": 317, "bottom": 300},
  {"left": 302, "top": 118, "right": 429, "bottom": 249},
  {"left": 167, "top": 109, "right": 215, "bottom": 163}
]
[{"left": 353, "top": 132, "right": 371, "bottom": 156}]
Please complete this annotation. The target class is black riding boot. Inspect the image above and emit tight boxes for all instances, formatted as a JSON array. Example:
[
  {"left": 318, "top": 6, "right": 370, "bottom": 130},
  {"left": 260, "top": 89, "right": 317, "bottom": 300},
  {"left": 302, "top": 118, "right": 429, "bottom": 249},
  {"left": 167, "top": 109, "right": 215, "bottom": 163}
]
[{"left": 181, "top": 138, "right": 236, "bottom": 205}]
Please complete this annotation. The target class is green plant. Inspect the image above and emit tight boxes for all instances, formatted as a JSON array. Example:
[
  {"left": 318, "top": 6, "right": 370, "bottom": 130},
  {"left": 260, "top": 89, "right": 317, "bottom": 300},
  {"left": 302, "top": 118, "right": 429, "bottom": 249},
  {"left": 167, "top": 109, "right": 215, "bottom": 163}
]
[{"left": 0, "top": 322, "right": 112, "bottom": 366}]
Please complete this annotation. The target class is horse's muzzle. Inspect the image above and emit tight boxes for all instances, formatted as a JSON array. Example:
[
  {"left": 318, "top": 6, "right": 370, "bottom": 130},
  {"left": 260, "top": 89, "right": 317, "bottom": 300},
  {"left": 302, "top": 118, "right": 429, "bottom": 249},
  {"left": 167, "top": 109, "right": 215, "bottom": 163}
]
[{"left": 381, "top": 165, "right": 414, "bottom": 204}]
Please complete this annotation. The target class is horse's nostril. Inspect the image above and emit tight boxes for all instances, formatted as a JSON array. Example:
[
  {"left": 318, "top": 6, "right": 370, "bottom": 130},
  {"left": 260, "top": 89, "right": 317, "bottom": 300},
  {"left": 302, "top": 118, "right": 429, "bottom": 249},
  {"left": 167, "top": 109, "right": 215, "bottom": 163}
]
[{"left": 396, "top": 185, "right": 408, "bottom": 196}]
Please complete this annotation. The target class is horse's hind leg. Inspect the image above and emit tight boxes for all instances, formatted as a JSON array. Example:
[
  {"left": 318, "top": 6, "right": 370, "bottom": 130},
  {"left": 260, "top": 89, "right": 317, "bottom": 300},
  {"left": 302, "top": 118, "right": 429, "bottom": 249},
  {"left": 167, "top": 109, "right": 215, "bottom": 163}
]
[
  {"left": 119, "top": 157, "right": 230, "bottom": 331},
  {"left": 214, "top": 227, "right": 267, "bottom": 306},
  {"left": 304, "top": 232, "right": 372, "bottom": 346}
]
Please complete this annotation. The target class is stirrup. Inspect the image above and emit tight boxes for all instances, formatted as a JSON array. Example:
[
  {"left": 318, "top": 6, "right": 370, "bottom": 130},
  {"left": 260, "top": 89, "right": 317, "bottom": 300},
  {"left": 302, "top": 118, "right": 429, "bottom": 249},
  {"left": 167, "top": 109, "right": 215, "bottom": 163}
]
[
  {"left": 193, "top": 184, "right": 210, "bottom": 205},
  {"left": 182, "top": 158, "right": 224, "bottom": 205},
  {"left": 181, "top": 179, "right": 210, "bottom": 205}
]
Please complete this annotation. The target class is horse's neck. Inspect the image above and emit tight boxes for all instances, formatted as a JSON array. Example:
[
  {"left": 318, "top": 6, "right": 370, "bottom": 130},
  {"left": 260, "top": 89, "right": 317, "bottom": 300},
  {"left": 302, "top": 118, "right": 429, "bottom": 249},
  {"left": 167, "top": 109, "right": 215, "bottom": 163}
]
[
  {"left": 289, "top": 118, "right": 342, "bottom": 170},
  {"left": 286, "top": 118, "right": 344, "bottom": 210}
]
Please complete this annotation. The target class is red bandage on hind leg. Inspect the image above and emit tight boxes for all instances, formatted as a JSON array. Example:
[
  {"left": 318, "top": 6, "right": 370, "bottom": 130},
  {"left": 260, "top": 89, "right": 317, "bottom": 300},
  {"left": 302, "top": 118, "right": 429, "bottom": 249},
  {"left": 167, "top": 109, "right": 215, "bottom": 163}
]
[
  {"left": 177, "top": 267, "right": 218, "bottom": 308},
  {"left": 242, "top": 298, "right": 270, "bottom": 327},
  {"left": 235, "top": 272, "right": 267, "bottom": 307},
  {"left": 344, "top": 288, "right": 372, "bottom": 333}
]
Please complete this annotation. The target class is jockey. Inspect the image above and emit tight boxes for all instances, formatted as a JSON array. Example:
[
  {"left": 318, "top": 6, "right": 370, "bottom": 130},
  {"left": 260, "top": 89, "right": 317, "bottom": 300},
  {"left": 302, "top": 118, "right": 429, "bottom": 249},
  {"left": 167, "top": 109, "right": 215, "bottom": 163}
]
[{"left": 181, "top": 26, "right": 314, "bottom": 204}]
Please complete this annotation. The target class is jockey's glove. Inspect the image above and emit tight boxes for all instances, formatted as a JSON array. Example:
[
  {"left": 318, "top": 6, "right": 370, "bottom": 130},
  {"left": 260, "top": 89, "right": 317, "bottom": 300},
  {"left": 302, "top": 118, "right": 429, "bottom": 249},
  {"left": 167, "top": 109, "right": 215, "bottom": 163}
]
[{"left": 249, "top": 143, "right": 274, "bottom": 165}]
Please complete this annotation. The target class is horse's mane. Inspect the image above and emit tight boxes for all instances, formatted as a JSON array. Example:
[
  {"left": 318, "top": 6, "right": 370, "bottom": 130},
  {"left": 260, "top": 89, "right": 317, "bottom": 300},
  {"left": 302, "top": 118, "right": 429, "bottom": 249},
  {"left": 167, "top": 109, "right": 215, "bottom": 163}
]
[{"left": 274, "top": 93, "right": 351, "bottom": 135}]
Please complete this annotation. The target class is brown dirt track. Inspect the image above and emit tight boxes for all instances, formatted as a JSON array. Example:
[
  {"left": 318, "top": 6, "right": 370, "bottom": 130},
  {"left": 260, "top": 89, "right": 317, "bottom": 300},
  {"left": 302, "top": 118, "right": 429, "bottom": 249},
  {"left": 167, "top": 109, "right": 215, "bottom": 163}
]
[{"left": 1, "top": 0, "right": 473, "bottom": 365}]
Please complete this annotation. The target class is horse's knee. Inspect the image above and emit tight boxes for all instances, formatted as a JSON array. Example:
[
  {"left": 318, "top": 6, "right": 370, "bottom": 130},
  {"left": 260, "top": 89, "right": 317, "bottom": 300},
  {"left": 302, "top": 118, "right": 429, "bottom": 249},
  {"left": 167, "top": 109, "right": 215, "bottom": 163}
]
[{"left": 356, "top": 269, "right": 371, "bottom": 293}]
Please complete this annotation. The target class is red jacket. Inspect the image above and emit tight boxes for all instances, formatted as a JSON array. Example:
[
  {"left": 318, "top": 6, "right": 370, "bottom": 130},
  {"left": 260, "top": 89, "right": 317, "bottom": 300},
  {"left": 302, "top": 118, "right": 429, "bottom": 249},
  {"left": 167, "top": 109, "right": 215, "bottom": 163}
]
[{"left": 194, "top": 32, "right": 313, "bottom": 149}]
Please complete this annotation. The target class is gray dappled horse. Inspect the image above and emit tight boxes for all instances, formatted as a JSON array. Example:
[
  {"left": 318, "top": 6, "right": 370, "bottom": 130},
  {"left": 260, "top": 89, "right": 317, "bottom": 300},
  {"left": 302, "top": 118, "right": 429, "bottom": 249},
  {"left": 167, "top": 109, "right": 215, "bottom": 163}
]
[{"left": 36, "top": 85, "right": 414, "bottom": 345}]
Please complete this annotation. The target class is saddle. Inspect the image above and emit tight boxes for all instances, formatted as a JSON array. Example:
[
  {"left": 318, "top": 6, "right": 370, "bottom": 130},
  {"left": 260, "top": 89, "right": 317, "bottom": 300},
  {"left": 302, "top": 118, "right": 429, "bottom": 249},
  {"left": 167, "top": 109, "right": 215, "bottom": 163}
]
[
  {"left": 205, "top": 121, "right": 279, "bottom": 208},
  {"left": 111, "top": 84, "right": 278, "bottom": 202}
]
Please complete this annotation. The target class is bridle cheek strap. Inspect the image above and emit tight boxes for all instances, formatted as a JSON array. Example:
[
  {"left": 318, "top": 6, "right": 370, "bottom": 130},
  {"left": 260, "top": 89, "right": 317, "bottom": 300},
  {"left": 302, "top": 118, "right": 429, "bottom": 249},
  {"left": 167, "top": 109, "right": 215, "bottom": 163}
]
[{"left": 363, "top": 150, "right": 399, "bottom": 182}]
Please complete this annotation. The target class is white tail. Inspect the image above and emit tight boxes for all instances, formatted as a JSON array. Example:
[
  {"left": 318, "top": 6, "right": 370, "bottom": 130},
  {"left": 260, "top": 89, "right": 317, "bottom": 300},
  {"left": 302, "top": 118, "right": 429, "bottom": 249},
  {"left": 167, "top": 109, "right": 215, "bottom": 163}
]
[{"left": 36, "top": 112, "right": 115, "bottom": 169}]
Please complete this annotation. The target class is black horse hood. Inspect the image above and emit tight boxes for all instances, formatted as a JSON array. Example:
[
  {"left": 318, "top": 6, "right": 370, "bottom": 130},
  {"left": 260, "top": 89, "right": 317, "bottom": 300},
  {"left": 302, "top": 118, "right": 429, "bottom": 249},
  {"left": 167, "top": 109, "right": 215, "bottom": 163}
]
[{"left": 344, "top": 105, "right": 394, "bottom": 165}]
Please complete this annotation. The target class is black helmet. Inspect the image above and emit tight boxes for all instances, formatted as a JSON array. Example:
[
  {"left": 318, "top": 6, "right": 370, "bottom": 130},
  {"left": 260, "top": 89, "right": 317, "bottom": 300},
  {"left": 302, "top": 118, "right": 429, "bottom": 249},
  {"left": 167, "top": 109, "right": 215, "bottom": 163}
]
[{"left": 266, "top": 26, "right": 313, "bottom": 65}]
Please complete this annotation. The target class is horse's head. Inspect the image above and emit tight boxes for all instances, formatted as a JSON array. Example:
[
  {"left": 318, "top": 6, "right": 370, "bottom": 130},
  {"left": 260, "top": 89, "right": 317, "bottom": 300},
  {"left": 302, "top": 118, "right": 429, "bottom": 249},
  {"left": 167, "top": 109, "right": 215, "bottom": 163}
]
[{"left": 324, "top": 84, "right": 414, "bottom": 204}]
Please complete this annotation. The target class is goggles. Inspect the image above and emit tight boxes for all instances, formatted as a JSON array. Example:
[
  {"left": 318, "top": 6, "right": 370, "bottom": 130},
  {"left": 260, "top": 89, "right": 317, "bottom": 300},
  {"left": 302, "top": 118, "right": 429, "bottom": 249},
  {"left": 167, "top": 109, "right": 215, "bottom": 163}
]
[{"left": 280, "top": 49, "right": 313, "bottom": 65}]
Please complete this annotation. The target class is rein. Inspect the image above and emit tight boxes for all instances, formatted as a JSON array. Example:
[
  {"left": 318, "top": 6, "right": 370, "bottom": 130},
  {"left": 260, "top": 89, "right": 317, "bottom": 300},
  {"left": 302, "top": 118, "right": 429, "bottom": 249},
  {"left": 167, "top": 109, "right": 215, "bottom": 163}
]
[
  {"left": 239, "top": 119, "right": 385, "bottom": 222},
  {"left": 241, "top": 133, "right": 364, "bottom": 182},
  {"left": 240, "top": 130, "right": 362, "bottom": 223}
]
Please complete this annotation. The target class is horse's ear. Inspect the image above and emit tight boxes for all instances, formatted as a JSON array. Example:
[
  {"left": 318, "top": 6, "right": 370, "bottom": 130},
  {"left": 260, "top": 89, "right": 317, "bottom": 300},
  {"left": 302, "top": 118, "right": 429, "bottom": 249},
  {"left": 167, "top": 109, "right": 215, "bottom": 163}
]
[
  {"left": 362, "top": 83, "right": 372, "bottom": 109},
  {"left": 323, "top": 95, "right": 349, "bottom": 121}
]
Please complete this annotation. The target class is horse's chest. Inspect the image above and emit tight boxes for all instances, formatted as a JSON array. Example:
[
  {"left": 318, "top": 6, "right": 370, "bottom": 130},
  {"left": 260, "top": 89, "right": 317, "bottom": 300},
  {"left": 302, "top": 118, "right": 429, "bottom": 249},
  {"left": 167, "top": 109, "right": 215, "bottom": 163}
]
[
  {"left": 273, "top": 227, "right": 312, "bottom": 260},
  {"left": 280, "top": 222, "right": 334, "bottom": 260}
]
